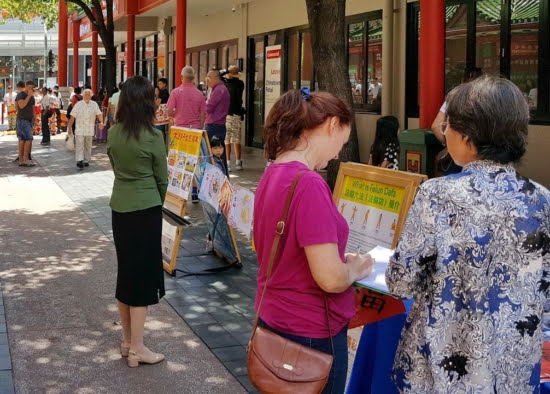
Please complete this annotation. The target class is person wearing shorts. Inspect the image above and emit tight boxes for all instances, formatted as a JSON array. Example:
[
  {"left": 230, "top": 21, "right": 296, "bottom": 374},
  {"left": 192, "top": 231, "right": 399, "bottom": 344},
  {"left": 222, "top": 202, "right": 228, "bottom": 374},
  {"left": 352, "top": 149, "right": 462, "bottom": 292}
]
[
  {"left": 223, "top": 65, "right": 245, "bottom": 171},
  {"left": 15, "top": 81, "right": 36, "bottom": 167}
]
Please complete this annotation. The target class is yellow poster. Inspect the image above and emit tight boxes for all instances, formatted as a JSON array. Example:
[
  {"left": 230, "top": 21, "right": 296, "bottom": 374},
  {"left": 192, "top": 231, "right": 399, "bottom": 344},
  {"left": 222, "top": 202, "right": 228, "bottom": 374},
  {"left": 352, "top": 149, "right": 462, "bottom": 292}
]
[
  {"left": 338, "top": 176, "right": 405, "bottom": 251},
  {"left": 167, "top": 127, "right": 203, "bottom": 201}
]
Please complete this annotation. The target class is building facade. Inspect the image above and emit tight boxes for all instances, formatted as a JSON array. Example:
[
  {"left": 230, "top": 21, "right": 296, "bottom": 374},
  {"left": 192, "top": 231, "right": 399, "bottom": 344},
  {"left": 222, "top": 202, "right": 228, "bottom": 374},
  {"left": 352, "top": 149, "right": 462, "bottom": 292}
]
[{"left": 60, "top": 0, "right": 550, "bottom": 187}]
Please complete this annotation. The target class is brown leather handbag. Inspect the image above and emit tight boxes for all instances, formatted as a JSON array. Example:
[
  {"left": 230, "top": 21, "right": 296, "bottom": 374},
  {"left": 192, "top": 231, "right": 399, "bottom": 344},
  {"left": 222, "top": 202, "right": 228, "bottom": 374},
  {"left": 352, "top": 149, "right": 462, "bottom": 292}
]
[{"left": 247, "top": 170, "right": 334, "bottom": 394}]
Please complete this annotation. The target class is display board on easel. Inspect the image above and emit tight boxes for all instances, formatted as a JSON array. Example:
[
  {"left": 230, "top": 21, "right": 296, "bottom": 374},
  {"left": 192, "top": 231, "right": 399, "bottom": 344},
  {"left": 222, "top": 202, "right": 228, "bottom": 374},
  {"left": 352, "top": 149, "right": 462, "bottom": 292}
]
[
  {"left": 332, "top": 162, "right": 427, "bottom": 386},
  {"left": 162, "top": 126, "right": 240, "bottom": 275}
]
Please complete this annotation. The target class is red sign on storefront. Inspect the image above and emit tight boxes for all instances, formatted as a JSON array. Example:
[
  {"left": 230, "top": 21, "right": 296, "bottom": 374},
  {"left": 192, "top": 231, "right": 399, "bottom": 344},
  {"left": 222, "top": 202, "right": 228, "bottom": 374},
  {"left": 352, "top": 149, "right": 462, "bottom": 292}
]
[{"left": 267, "top": 49, "right": 281, "bottom": 59}]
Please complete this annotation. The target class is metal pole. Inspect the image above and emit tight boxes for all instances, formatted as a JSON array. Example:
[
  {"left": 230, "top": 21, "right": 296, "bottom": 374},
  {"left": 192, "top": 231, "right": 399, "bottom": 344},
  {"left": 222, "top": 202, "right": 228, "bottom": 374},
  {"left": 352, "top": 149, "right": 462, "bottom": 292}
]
[
  {"left": 12, "top": 55, "right": 15, "bottom": 86},
  {"left": 44, "top": 25, "right": 48, "bottom": 86}
]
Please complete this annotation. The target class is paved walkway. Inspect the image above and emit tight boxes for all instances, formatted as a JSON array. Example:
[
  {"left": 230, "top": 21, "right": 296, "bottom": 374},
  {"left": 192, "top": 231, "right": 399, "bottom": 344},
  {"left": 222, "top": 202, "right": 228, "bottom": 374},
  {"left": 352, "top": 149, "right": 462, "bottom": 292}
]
[{"left": 0, "top": 132, "right": 265, "bottom": 393}]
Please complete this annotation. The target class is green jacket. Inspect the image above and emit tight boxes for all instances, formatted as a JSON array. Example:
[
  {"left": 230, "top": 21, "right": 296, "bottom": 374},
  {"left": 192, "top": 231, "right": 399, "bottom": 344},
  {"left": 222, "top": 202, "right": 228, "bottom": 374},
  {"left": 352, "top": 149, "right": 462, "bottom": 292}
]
[{"left": 107, "top": 124, "right": 168, "bottom": 213}]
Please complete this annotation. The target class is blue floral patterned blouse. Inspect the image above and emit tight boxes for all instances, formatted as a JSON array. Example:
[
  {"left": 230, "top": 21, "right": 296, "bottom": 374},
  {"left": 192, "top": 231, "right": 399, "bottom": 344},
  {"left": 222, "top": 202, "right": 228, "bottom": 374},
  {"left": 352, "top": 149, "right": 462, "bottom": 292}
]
[{"left": 386, "top": 160, "right": 550, "bottom": 393}]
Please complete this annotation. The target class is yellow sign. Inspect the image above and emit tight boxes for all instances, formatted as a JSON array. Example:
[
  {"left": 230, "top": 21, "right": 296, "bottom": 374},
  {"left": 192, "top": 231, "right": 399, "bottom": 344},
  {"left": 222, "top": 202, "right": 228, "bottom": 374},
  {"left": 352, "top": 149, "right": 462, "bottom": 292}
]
[
  {"left": 168, "top": 127, "right": 201, "bottom": 160},
  {"left": 341, "top": 176, "right": 405, "bottom": 214},
  {"left": 166, "top": 127, "right": 203, "bottom": 202}
]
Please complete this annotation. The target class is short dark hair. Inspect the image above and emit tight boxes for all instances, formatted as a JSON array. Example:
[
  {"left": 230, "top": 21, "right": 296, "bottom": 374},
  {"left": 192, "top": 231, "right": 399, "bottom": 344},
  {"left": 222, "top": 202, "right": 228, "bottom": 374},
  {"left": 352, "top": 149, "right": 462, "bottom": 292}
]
[
  {"left": 446, "top": 75, "right": 529, "bottom": 164},
  {"left": 158, "top": 78, "right": 168, "bottom": 86},
  {"left": 118, "top": 82, "right": 124, "bottom": 90},
  {"left": 17, "top": 81, "right": 25, "bottom": 88},
  {"left": 26, "top": 81, "right": 34, "bottom": 87},
  {"left": 116, "top": 75, "right": 155, "bottom": 141},
  {"left": 210, "top": 136, "right": 224, "bottom": 149},
  {"left": 74, "top": 86, "right": 82, "bottom": 94},
  {"left": 263, "top": 90, "right": 353, "bottom": 160}
]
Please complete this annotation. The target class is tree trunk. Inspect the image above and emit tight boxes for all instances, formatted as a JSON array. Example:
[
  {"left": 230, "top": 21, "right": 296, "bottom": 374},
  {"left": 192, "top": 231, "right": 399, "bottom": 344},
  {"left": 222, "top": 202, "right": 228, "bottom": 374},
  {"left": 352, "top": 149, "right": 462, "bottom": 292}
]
[
  {"left": 102, "top": 37, "right": 117, "bottom": 93},
  {"left": 305, "top": 0, "right": 360, "bottom": 190},
  {"left": 67, "top": 0, "right": 116, "bottom": 93}
]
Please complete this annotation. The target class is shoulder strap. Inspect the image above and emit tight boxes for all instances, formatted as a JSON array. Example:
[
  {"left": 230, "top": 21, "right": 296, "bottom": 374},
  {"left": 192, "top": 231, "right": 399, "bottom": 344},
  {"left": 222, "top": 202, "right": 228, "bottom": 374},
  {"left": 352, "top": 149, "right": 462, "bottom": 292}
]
[{"left": 250, "top": 170, "right": 307, "bottom": 339}]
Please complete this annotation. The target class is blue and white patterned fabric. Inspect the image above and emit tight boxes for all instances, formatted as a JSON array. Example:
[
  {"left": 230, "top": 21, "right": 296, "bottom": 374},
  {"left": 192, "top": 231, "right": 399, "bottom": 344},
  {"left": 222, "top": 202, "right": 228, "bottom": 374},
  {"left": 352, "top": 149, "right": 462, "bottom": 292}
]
[{"left": 386, "top": 160, "right": 550, "bottom": 393}]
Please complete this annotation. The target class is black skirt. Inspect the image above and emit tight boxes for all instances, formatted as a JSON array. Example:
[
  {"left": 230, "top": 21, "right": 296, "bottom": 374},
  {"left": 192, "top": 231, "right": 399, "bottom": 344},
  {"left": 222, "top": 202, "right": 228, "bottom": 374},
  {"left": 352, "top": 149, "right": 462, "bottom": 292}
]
[{"left": 112, "top": 205, "right": 165, "bottom": 306}]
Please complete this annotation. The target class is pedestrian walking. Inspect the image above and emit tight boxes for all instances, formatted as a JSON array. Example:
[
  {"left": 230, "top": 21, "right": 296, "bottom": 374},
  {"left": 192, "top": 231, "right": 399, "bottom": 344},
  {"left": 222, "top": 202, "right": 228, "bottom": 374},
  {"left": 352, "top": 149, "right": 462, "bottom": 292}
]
[
  {"left": 166, "top": 66, "right": 206, "bottom": 129},
  {"left": 387, "top": 76, "right": 550, "bottom": 393},
  {"left": 250, "top": 88, "right": 374, "bottom": 393},
  {"left": 67, "top": 89, "right": 103, "bottom": 169},
  {"left": 15, "top": 81, "right": 36, "bottom": 167},
  {"left": 222, "top": 65, "right": 245, "bottom": 171},
  {"left": 107, "top": 75, "right": 168, "bottom": 368}
]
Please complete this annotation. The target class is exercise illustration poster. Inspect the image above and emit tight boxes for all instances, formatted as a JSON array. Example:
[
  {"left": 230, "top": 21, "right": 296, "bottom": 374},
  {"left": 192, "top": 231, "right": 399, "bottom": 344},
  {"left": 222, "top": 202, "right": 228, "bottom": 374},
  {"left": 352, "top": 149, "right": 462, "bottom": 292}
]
[
  {"left": 228, "top": 184, "right": 255, "bottom": 238},
  {"left": 198, "top": 163, "right": 226, "bottom": 212},
  {"left": 167, "top": 127, "right": 202, "bottom": 201},
  {"left": 338, "top": 176, "right": 405, "bottom": 252}
]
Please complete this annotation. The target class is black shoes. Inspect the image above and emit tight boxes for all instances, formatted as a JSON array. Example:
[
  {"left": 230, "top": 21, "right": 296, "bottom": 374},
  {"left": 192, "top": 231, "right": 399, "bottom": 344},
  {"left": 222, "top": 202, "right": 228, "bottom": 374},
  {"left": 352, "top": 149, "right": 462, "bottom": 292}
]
[
  {"left": 84, "top": 162, "right": 89, "bottom": 167},
  {"left": 77, "top": 161, "right": 84, "bottom": 169}
]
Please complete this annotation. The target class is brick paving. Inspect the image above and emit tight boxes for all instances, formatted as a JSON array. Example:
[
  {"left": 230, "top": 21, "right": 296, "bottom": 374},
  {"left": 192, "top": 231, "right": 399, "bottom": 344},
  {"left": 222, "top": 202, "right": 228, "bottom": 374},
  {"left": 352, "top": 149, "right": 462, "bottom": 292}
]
[{"left": 2, "top": 131, "right": 267, "bottom": 392}]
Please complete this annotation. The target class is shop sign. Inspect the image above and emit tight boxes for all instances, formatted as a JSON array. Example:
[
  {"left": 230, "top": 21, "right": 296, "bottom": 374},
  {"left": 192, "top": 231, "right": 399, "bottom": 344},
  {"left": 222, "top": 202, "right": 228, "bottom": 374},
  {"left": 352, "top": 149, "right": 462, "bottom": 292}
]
[
  {"left": 80, "top": 20, "right": 91, "bottom": 38},
  {"left": 264, "top": 45, "right": 282, "bottom": 121}
]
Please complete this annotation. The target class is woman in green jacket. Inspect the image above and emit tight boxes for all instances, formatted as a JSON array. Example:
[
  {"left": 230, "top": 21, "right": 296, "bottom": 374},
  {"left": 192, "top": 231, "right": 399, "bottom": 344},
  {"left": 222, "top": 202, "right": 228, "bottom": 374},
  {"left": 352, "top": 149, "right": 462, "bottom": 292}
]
[{"left": 107, "top": 75, "right": 168, "bottom": 368}]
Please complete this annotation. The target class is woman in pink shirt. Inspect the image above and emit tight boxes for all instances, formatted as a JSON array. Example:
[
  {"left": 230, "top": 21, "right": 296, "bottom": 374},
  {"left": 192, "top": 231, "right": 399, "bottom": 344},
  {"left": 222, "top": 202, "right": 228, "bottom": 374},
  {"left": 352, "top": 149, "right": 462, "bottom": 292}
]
[{"left": 253, "top": 88, "right": 374, "bottom": 393}]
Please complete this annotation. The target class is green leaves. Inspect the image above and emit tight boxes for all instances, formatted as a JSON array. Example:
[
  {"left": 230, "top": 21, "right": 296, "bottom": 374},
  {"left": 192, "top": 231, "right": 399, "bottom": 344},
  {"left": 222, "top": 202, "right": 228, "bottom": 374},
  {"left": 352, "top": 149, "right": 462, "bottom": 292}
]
[{"left": 0, "top": 0, "right": 93, "bottom": 29}]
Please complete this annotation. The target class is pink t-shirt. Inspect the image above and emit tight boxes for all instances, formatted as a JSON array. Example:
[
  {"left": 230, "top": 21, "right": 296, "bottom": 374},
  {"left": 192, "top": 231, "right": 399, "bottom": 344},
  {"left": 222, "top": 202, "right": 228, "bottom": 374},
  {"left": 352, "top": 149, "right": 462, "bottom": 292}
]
[
  {"left": 253, "top": 161, "right": 354, "bottom": 338},
  {"left": 166, "top": 83, "right": 206, "bottom": 128}
]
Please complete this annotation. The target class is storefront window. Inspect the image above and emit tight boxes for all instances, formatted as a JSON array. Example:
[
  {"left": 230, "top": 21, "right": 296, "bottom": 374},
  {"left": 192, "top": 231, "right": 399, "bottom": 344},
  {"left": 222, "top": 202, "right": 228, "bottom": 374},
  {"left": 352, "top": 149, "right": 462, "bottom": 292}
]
[
  {"left": 476, "top": 1, "right": 500, "bottom": 77},
  {"left": 199, "top": 50, "right": 207, "bottom": 84},
  {"left": 347, "top": 12, "right": 382, "bottom": 113},
  {"left": 253, "top": 39, "right": 265, "bottom": 148},
  {"left": 510, "top": 0, "right": 539, "bottom": 111},
  {"left": 229, "top": 44, "right": 238, "bottom": 67},
  {"left": 445, "top": 4, "right": 468, "bottom": 93},
  {"left": 158, "top": 32, "right": 166, "bottom": 79},
  {"left": 287, "top": 33, "right": 299, "bottom": 90},
  {"left": 208, "top": 48, "right": 217, "bottom": 70},
  {"left": 367, "top": 19, "right": 382, "bottom": 113},
  {"left": 349, "top": 22, "right": 365, "bottom": 104}
]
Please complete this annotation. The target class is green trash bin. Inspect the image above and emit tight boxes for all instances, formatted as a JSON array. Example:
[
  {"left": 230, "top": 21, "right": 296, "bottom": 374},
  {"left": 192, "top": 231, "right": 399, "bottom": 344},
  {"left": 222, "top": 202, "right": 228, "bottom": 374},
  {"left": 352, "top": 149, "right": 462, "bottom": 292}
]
[{"left": 398, "top": 129, "right": 444, "bottom": 178}]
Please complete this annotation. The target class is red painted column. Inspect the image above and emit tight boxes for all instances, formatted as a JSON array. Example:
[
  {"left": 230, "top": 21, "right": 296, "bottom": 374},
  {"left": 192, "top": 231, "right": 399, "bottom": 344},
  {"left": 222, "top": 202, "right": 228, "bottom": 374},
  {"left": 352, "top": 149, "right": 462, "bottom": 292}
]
[
  {"left": 419, "top": 0, "right": 445, "bottom": 128},
  {"left": 72, "top": 19, "right": 80, "bottom": 88},
  {"left": 127, "top": 14, "right": 135, "bottom": 78},
  {"left": 58, "top": 0, "right": 68, "bottom": 86},
  {"left": 176, "top": 0, "right": 187, "bottom": 75},
  {"left": 92, "top": 21, "right": 98, "bottom": 93}
]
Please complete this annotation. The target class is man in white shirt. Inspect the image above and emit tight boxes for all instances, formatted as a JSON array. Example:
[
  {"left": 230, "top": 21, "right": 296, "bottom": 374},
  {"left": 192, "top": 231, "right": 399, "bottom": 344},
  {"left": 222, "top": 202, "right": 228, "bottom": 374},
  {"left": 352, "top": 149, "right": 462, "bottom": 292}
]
[
  {"left": 67, "top": 89, "right": 103, "bottom": 169},
  {"left": 368, "top": 78, "right": 382, "bottom": 102}
]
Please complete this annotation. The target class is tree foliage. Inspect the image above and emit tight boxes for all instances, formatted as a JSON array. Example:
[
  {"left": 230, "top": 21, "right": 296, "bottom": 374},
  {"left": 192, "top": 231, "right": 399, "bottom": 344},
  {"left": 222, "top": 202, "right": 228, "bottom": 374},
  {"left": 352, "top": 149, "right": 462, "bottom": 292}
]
[{"left": 0, "top": 0, "right": 116, "bottom": 91}]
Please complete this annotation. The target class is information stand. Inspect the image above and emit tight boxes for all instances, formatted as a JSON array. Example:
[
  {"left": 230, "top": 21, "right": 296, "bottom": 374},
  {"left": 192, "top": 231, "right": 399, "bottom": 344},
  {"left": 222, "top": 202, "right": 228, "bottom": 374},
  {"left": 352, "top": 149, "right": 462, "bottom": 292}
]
[
  {"left": 332, "top": 163, "right": 427, "bottom": 386},
  {"left": 162, "top": 126, "right": 240, "bottom": 275}
]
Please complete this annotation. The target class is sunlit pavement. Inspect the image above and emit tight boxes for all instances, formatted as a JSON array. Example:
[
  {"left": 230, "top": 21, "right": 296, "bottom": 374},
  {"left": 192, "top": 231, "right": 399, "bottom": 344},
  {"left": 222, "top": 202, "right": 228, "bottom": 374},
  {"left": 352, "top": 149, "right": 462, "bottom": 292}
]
[{"left": 0, "top": 132, "right": 265, "bottom": 393}]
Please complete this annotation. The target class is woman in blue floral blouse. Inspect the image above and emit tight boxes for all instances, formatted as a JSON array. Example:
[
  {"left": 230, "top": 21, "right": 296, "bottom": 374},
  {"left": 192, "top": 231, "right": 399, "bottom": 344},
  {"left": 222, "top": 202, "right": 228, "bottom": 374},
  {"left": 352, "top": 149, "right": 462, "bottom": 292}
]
[{"left": 387, "top": 76, "right": 550, "bottom": 393}]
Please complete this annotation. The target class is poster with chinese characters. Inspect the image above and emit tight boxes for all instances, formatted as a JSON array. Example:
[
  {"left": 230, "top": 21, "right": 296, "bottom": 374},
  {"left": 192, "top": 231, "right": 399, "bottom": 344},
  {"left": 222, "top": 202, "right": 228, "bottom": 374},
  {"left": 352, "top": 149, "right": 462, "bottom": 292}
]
[
  {"left": 338, "top": 175, "right": 405, "bottom": 252},
  {"left": 166, "top": 127, "right": 202, "bottom": 201},
  {"left": 228, "top": 185, "right": 255, "bottom": 238},
  {"left": 198, "top": 163, "right": 226, "bottom": 212}
]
